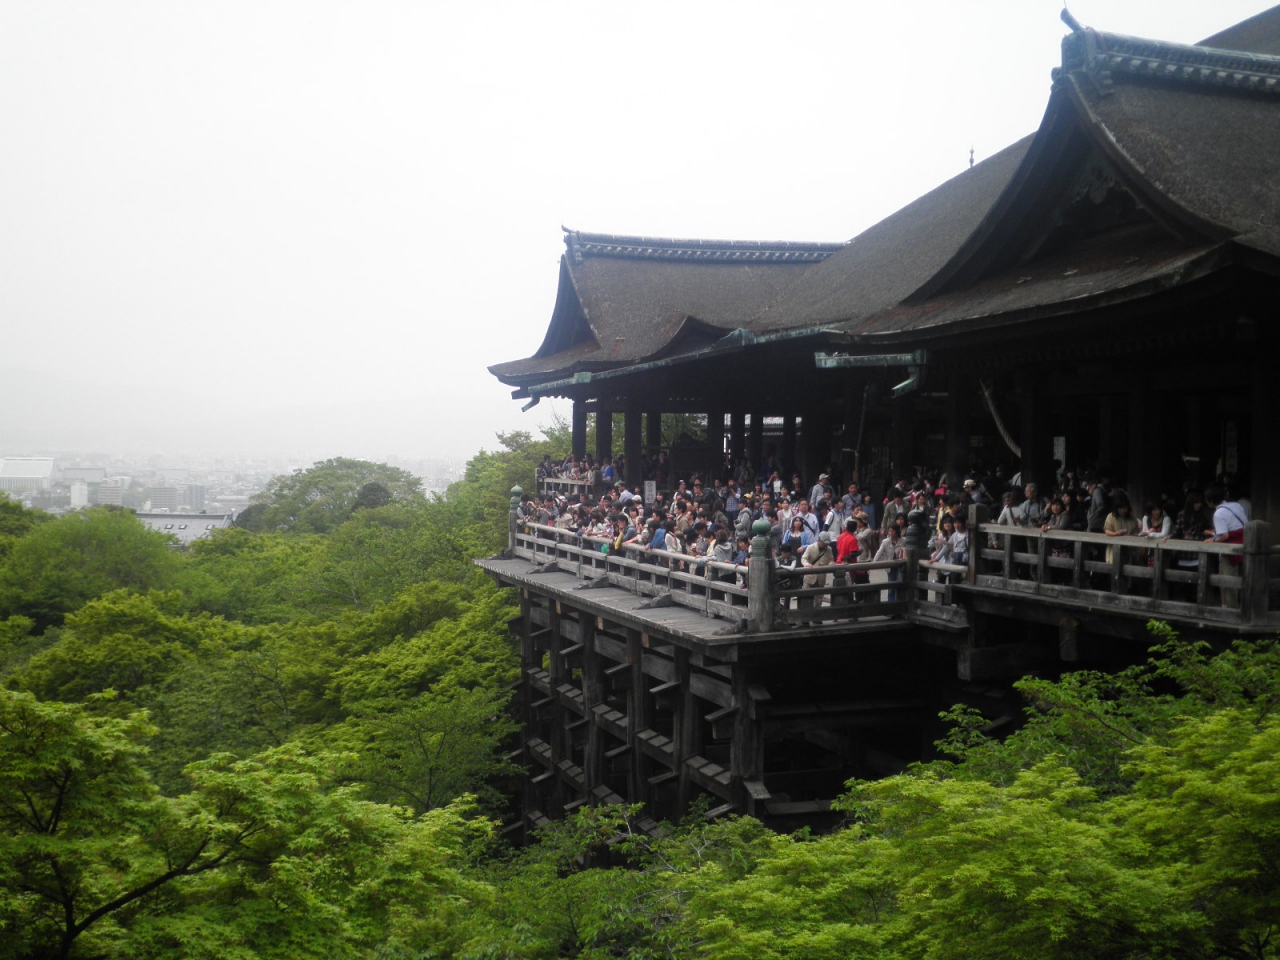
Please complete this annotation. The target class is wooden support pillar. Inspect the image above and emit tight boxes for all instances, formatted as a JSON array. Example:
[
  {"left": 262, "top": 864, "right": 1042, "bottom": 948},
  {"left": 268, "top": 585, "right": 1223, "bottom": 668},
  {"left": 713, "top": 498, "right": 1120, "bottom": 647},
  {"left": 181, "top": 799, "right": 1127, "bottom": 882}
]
[
  {"left": 546, "top": 601, "right": 568, "bottom": 811},
  {"left": 842, "top": 385, "right": 860, "bottom": 481},
  {"left": 1185, "top": 395, "right": 1204, "bottom": 489},
  {"left": 781, "top": 414, "right": 797, "bottom": 472},
  {"left": 673, "top": 648, "right": 697, "bottom": 813},
  {"left": 626, "top": 629, "right": 652, "bottom": 810},
  {"left": 891, "top": 396, "right": 912, "bottom": 484},
  {"left": 624, "top": 406, "right": 643, "bottom": 489},
  {"left": 1128, "top": 378, "right": 1157, "bottom": 510},
  {"left": 571, "top": 401, "right": 587, "bottom": 461},
  {"left": 802, "top": 411, "right": 830, "bottom": 483},
  {"left": 646, "top": 411, "right": 662, "bottom": 459},
  {"left": 730, "top": 663, "right": 764, "bottom": 817},
  {"left": 730, "top": 411, "right": 746, "bottom": 463},
  {"left": 1098, "top": 396, "right": 1114, "bottom": 475},
  {"left": 518, "top": 593, "right": 536, "bottom": 830},
  {"left": 1242, "top": 521, "right": 1273, "bottom": 624},
  {"left": 945, "top": 370, "right": 965, "bottom": 488},
  {"left": 594, "top": 408, "right": 613, "bottom": 465},
  {"left": 1018, "top": 370, "right": 1052, "bottom": 488},
  {"left": 707, "top": 408, "right": 725, "bottom": 481},
  {"left": 579, "top": 617, "right": 603, "bottom": 793},
  {"left": 1250, "top": 356, "right": 1279, "bottom": 524},
  {"left": 748, "top": 411, "right": 764, "bottom": 466}
]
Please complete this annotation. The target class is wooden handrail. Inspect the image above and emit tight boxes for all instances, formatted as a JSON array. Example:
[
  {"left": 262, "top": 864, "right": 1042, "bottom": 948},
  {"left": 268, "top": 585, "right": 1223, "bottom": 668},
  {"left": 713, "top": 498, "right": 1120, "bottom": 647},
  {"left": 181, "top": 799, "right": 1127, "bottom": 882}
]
[
  {"left": 976, "top": 523, "right": 1243, "bottom": 556},
  {"left": 513, "top": 520, "right": 920, "bottom": 631}
]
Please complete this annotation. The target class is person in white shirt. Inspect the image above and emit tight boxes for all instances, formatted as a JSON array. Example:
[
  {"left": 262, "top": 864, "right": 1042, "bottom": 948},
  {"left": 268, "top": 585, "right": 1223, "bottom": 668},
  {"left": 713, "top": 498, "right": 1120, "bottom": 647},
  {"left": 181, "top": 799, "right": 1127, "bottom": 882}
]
[
  {"left": 1206, "top": 485, "right": 1247, "bottom": 608},
  {"left": 873, "top": 522, "right": 906, "bottom": 601}
]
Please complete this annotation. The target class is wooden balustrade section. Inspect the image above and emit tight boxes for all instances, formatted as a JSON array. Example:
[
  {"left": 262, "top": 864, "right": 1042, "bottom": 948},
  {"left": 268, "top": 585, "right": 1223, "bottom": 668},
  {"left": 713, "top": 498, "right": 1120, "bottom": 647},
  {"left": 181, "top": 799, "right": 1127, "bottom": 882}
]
[
  {"left": 512, "top": 522, "right": 912, "bottom": 632},
  {"left": 971, "top": 520, "right": 1280, "bottom": 627},
  {"left": 510, "top": 511, "right": 1280, "bottom": 630}
]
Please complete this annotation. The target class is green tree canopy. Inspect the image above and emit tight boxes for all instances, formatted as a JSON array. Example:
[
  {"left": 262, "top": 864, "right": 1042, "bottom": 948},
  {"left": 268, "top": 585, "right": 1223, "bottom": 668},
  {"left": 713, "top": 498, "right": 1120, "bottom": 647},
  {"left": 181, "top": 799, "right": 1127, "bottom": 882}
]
[
  {"left": 0, "top": 509, "right": 184, "bottom": 632},
  {"left": 0, "top": 689, "right": 490, "bottom": 960},
  {"left": 239, "top": 458, "right": 424, "bottom": 534}
]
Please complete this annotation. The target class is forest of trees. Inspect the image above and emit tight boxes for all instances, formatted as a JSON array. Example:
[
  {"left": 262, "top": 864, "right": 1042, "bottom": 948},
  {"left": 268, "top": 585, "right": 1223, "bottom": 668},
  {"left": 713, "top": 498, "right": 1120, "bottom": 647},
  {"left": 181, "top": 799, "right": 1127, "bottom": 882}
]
[{"left": 1, "top": 436, "right": 1278, "bottom": 960}]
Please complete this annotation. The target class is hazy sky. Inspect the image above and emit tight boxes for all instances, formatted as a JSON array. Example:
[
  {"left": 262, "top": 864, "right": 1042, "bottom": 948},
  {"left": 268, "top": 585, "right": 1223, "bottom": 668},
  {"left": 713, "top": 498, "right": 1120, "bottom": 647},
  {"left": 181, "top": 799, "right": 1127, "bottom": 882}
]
[{"left": 0, "top": 1, "right": 1268, "bottom": 462}]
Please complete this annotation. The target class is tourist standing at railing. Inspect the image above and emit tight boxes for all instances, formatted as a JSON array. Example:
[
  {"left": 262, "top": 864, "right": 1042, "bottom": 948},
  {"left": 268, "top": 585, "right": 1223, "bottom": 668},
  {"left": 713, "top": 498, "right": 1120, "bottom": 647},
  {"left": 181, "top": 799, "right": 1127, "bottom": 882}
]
[
  {"left": 1139, "top": 503, "right": 1172, "bottom": 539},
  {"left": 852, "top": 514, "right": 876, "bottom": 578},
  {"left": 1060, "top": 489, "right": 1087, "bottom": 531},
  {"left": 1086, "top": 478, "right": 1111, "bottom": 534},
  {"left": 1103, "top": 494, "right": 1139, "bottom": 566},
  {"left": 994, "top": 490, "right": 1016, "bottom": 525},
  {"left": 1014, "top": 483, "right": 1043, "bottom": 527},
  {"left": 930, "top": 516, "right": 956, "bottom": 564},
  {"left": 798, "top": 534, "right": 836, "bottom": 623},
  {"left": 935, "top": 495, "right": 965, "bottom": 537},
  {"left": 707, "top": 528, "right": 735, "bottom": 582},
  {"left": 1206, "top": 485, "right": 1247, "bottom": 608},
  {"left": 874, "top": 523, "right": 906, "bottom": 601},
  {"left": 1175, "top": 492, "right": 1211, "bottom": 544},
  {"left": 949, "top": 517, "right": 971, "bottom": 567},
  {"left": 836, "top": 518, "right": 859, "bottom": 564}
]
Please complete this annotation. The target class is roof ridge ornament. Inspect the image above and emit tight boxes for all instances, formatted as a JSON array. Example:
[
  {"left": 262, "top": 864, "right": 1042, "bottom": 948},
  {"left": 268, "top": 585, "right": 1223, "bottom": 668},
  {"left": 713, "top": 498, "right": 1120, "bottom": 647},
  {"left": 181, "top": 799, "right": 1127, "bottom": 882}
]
[
  {"left": 562, "top": 229, "right": 845, "bottom": 265},
  {"left": 1056, "top": 10, "right": 1280, "bottom": 98}
]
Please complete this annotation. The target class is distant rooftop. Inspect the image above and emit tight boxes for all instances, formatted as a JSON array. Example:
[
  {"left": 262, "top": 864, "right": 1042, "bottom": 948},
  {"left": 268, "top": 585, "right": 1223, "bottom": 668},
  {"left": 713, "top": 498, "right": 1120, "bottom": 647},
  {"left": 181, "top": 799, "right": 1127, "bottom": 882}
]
[
  {"left": 136, "top": 512, "right": 233, "bottom": 546},
  {"left": 0, "top": 457, "right": 54, "bottom": 479}
]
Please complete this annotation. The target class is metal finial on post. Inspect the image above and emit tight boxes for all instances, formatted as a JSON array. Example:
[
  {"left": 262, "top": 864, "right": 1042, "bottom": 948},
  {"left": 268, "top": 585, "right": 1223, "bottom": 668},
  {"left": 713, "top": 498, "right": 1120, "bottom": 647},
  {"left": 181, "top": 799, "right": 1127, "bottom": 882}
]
[
  {"left": 902, "top": 507, "right": 929, "bottom": 551},
  {"left": 901, "top": 507, "right": 930, "bottom": 609},
  {"left": 747, "top": 519, "right": 775, "bottom": 633}
]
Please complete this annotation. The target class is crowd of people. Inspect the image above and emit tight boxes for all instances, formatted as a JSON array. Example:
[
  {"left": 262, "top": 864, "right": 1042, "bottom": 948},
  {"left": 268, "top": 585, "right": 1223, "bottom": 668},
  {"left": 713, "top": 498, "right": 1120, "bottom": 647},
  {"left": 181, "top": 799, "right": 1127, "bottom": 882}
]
[{"left": 528, "top": 452, "right": 1252, "bottom": 607}]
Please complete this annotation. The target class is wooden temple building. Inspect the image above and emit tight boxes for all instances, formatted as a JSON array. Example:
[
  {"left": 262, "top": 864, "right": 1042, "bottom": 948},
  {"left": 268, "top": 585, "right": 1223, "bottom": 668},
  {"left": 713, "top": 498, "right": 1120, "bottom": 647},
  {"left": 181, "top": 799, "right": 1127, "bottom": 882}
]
[{"left": 480, "top": 9, "right": 1280, "bottom": 835}]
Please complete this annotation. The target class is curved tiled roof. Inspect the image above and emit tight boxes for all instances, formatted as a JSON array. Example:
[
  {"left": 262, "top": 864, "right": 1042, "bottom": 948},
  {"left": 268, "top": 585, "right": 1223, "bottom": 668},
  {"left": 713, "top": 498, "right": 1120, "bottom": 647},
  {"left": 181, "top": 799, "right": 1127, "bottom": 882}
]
[{"left": 492, "top": 7, "right": 1280, "bottom": 393}]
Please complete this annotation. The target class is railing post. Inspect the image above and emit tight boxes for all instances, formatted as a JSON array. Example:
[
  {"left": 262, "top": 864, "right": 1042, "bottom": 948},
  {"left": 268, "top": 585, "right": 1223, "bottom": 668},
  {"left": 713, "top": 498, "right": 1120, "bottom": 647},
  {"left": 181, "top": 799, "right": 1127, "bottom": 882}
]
[
  {"left": 968, "top": 504, "right": 989, "bottom": 584},
  {"left": 1151, "top": 542, "right": 1168, "bottom": 601},
  {"left": 1241, "top": 520, "right": 1271, "bottom": 623},
  {"left": 902, "top": 507, "right": 930, "bottom": 612},
  {"left": 747, "top": 519, "right": 775, "bottom": 633},
  {"left": 904, "top": 546, "right": 927, "bottom": 610},
  {"left": 508, "top": 485, "right": 523, "bottom": 557}
]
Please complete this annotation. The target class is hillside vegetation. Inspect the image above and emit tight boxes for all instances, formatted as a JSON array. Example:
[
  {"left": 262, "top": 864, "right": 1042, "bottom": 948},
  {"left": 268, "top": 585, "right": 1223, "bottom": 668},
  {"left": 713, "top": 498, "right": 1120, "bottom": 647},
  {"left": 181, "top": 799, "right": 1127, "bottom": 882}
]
[{"left": 1, "top": 432, "right": 1278, "bottom": 959}]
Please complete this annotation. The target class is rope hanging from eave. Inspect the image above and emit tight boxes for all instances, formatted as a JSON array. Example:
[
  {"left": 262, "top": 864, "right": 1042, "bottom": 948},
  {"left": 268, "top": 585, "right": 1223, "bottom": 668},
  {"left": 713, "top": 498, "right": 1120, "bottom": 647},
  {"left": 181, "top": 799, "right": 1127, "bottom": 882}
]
[{"left": 980, "top": 377, "right": 1022, "bottom": 459}]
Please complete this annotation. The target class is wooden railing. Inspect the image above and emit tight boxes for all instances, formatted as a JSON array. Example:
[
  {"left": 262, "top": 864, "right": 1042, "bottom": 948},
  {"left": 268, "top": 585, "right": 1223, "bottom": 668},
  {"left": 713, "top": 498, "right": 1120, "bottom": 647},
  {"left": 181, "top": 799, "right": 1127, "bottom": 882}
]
[
  {"left": 516, "top": 522, "right": 750, "bottom": 623},
  {"left": 505, "top": 509, "right": 1280, "bottom": 633},
  {"left": 511, "top": 522, "right": 911, "bottom": 632},
  {"left": 771, "top": 559, "right": 908, "bottom": 627},
  {"left": 536, "top": 476, "right": 601, "bottom": 499},
  {"left": 972, "top": 520, "right": 1280, "bottom": 626}
]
